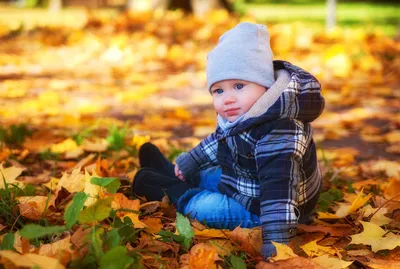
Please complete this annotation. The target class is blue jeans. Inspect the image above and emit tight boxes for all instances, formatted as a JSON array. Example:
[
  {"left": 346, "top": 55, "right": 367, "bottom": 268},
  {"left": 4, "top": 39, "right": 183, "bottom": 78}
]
[{"left": 176, "top": 166, "right": 261, "bottom": 229}]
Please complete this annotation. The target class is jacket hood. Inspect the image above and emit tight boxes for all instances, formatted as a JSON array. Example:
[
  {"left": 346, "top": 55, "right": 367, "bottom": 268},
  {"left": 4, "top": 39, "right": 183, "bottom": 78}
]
[{"left": 217, "top": 60, "right": 325, "bottom": 136}]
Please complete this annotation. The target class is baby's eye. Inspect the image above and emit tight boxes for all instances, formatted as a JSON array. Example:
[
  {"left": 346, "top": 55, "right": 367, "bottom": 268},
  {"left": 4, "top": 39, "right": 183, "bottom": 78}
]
[
  {"left": 213, "top": 88, "right": 224, "bottom": 94},
  {"left": 235, "top": 83, "right": 244, "bottom": 90}
]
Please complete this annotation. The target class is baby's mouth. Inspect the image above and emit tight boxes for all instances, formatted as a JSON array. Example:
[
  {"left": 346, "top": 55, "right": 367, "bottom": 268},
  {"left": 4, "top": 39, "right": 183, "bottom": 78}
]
[{"left": 225, "top": 108, "right": 240, "bottom": 116}]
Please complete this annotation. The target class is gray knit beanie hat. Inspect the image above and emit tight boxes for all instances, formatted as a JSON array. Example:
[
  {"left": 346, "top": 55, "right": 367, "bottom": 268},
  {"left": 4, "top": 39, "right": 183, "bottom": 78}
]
[{"left": 207, "top": 22, "right": 275, "bottom": 91}]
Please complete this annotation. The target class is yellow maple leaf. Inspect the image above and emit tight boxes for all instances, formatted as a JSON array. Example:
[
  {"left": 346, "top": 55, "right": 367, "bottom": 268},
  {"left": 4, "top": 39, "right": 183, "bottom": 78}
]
[
  {"left": 50, "top": 138, "right": 80, "bottom": 153},
  {"left": 318, "top": 188, "right": 372, "bottom": 219},
  {"left": 0, "top": 162, "right": 24, "bottom": 189},
  {"left": 0, "top": 250, "right": 65, "bottom": 269},
  {"left": 362, "top": 205, "right": 392, "bottom": 226},
  {"left": 43, "top": 177, "right": 60, "bottom": 191},
  {"left": 312, "top": 254, "right": 353, "bottom": 269},
  {"left": 83, "top": 170, "right": 102, "bottom": 207},
  {"left": 300, "top": 239, "right": 336, "bottom": 257},
  {"left": 350, "top": 221, "right": 400, "bottom": 252},
  {"left": 57, "top": 167, "right": 85, "bottom": 194},
  {"left": 269, "top": 241, "right": 297, "bottom": 262}
]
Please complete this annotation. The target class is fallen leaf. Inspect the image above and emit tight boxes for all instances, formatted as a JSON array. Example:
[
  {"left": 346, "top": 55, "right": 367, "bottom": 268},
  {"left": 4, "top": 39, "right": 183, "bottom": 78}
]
[
  {"left": 82, "top": 138, "right": 109, "bottom": 152},
  {"left": 83, "top": 169, "right": 102, "bottom": 207},
  {"left": 139, "top": 201, "right": 160, "bottom": 215},
  {"left": 56, "top": 167, "right": 85, "bottom": 194},
  {"left": 194, "top": 228, "right": 229, "bottom": 239},
  {"left": 300, "top": 239, "right": 336, "bottom": 257},
  {"left": 17, "top": 196, "right": 55, "bottom": 220},
  {"left": 346, "top": 249, "right": 373, "bottom": 256},
  {"left": 188, "top": 243, "right": 221, "bottom": 269},
  {"left": 312, "top": 254, "right": 353, "bottom": 269},
  {"left": 257, "top": 257, "right": 323, "bottom": 269},
  {"left": 363, "top": 257, "right": 400, "bottom": 269},
  {"left": 270, "top": 241, "right": 298, "bottom": 262},
  {"left": 350, "top": 221, "right": 400, "bottom": 252},
  {"left": 229, "top": 226, "right": 262, "bottom": 256},
  {"left": 362, "top": 204, "right": 392, "bottom": 226},
  {"left": 318, "top": 188, "right": 372, "bottom": 219},
  {"left": 142, "top": 217, "right": 163, "bottom": 234},
  {"left": 0, "top": 250, "right": 66, "bottom": 269},
  {"left": 352, "top": 179, "right": 379, "bottom": 189},
  {"left": 297, "top": 224, "right": 353, "bottom": 237},
  {"left": 112, "top": 193, "right": 147, "bottom": 228},
  {"left": 0, "top": 162, "right": 24, "bottom": 189}
]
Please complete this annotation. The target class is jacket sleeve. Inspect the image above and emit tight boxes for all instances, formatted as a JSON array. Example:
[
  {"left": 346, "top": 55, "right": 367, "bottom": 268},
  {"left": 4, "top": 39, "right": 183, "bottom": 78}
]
[
  {"left": 255, "top": 119, "right": 310, "bottom": 259},
  {"left": 175, "top": 132, "right": 219, "bottom": 178}
]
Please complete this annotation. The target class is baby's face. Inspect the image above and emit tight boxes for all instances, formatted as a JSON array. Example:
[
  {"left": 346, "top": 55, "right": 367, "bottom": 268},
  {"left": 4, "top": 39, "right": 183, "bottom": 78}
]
[{"left": 211, "top": 79, "right": 266, "bottom": 122}]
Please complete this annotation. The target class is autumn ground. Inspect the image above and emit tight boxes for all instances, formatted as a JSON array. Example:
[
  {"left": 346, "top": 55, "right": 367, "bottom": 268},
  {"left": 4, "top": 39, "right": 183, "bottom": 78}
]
[{"left": 0, "top": 8, "right": 400, "bottom": 269}]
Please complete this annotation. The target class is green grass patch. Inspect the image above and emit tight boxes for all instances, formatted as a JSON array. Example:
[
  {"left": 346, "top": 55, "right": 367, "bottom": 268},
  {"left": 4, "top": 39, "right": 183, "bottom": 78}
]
[{"left": 246, "top": 2, "right": 400, "bottom": 36}]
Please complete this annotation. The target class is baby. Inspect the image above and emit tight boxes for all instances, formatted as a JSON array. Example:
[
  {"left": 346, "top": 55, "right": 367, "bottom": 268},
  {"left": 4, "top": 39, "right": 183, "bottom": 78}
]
[{"left": 132, "top": 22, "right": 325, "bottom": 259}]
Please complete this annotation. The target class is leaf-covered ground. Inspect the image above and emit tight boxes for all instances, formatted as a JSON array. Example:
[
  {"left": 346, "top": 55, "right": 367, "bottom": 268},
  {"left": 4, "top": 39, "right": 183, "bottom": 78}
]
[{"left": 0, "top": 9, "right": 400, "bottom": 269}]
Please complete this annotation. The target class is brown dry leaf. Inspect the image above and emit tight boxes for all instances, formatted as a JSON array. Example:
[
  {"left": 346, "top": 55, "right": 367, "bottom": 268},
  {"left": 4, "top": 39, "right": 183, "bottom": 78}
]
[
  {"left": 142, "top": 217, "right": 163, "bottom": 234},
  {"left": 362, "top": 257, "right": 400, "bottom": 269},
  {"left": 187, "top": 243, "right": 221, "bottom": 269},
  {"left": 204, "top": 239, "right": 239, "bottom": 256},
  {"left": 257, "top": 257, "right": 324, "bottom": 269},
  {"left": 0, "top": 250, "right": 66, "bottom": 269},
  {"left": 0, "top": 162, "right": 24, "bottom": 189},
  {"left": 17, "top": 195, "right": 55, "bottom": 220},
  {"left": 141, "top": 254, "right": 179, "bottom": 269},
  {"left": 38, "top": 235, "right": 75, "bottom": 266},
  {"left": 297, "top": 224, "right": 353, "bottom": 237},
  {"left": 13, "top": 232, "right": 34, "bottom": 254},
  {"left": 139, "top": 201, "right": 160, "bottom": 215},
  {"left": 346, "top": 249, "right": 373, "bottom": 256},
  {"left": 70, "top": 226, "right": 91, "bottom": 256},
  {"left": 229, "top": 226, "right": 262, "bottom": 256},
  {"left": 382, "top": 178, "right": 400, "bottom": 201},
  {"left": 0, "top": 224, "right": 5, "bottom": 232},
  {"left": 111, "top": 193, "right": 147, "bottom": 228},
  {"left": 352, "top": 179, "right": 379, "bottom": 189},
  {"left": 137, "top": 236, "right": 179, "bottom": 254}
]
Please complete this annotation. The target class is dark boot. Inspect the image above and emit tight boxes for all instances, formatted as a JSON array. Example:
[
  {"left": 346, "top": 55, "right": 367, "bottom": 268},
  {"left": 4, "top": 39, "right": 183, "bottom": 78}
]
[
  {"left": 139, "top": 142, "right": 175, "bottom": 177},
  {"left": 132, "top": 168, "right": 195, "bottom": 204}
]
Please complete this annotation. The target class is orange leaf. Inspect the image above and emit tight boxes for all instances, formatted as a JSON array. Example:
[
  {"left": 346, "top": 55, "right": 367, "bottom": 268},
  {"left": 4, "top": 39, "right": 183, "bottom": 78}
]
[
  {"left": 188, "top": 243, "right": 220, "bottom": 269},
  {"left": 142, "top": 217, "right": 163, "bottom": 234},
  {"left": 229, "top": 226, "right": 262, "bottom": 257}
]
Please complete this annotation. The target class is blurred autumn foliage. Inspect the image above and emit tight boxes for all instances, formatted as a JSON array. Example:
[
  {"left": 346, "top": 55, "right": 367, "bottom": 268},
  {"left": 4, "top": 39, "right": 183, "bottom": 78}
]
[{"left": 0, "top": 9, "right": 399, "bottom": 269}]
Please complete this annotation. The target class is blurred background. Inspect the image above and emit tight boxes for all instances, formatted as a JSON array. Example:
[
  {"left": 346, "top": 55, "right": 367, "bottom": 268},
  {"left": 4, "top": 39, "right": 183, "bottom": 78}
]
[{"left": 0, "top": 0, "right": 399, "bottom": 162}]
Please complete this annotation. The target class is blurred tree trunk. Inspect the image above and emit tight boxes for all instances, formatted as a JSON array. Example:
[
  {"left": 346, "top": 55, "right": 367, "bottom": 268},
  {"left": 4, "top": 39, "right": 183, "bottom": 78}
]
[
  {"left": 326, "top": 0, "right": 336, "bottom": 30},
  {"left": 168, "top": 0, "right": 233, "bottom": 13},
  {"left": 48, "top": 0, "right": 62, "bottom": 11}
]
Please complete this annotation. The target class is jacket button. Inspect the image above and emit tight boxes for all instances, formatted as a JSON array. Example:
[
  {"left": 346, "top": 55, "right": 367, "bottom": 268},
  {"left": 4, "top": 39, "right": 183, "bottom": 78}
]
[
  {"left": 289, "top": 229, "right": 296, "bottom": 235},
  {"left": 220, "top": 138, "right": 226, "bottom": 144},
  {"left": 247, "top": 153, "right": 253, "bottom": 157},
  {"left": 223, "top": 166, "right": 228, "bottom": 171}
]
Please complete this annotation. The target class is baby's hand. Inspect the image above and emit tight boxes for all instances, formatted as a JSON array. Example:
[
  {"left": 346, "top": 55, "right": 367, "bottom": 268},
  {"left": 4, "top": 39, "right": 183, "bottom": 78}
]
[{"left": 174, "top": 164, "right": 185, "bottom": 181}]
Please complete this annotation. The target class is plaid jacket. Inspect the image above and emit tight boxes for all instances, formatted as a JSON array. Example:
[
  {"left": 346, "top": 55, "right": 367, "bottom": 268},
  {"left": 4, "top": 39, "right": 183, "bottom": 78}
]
[{"left": 176, "top": 61, "right": 324, "bottom": 255}]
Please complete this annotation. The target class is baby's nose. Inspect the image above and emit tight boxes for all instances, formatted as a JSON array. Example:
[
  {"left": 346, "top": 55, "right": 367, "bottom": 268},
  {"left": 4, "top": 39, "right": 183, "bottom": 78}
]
[{"left": 224, "top": 94, "right": 236, "bottom": 104}]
